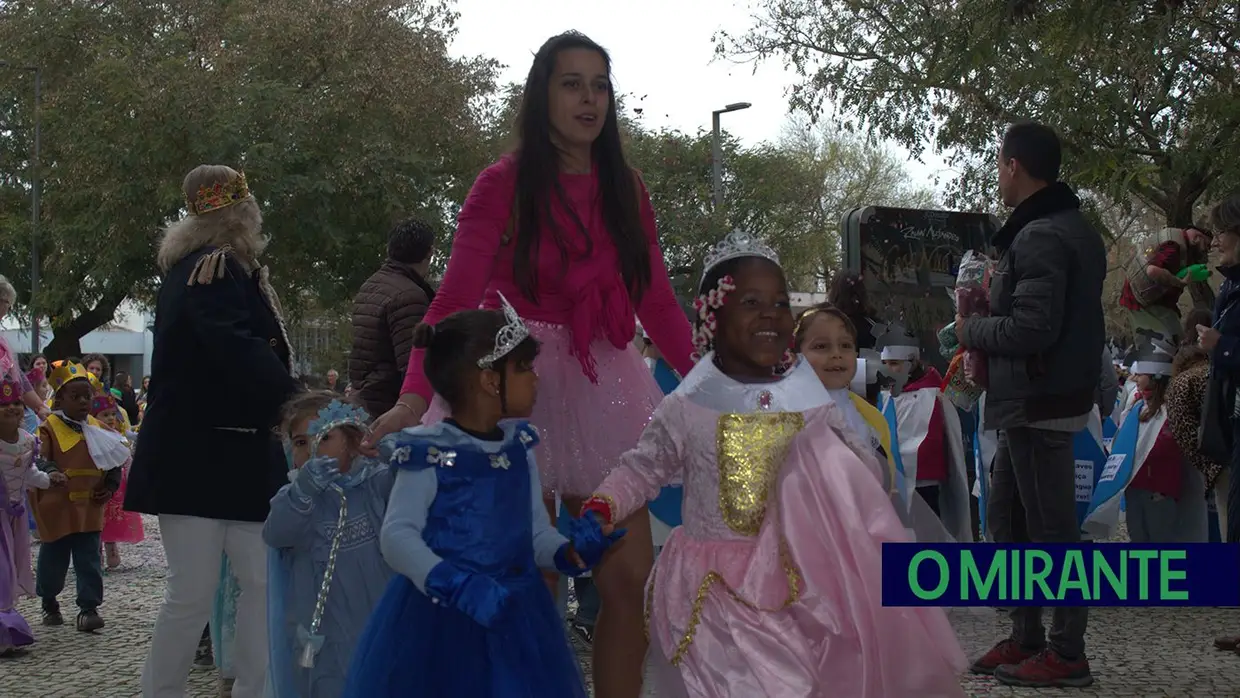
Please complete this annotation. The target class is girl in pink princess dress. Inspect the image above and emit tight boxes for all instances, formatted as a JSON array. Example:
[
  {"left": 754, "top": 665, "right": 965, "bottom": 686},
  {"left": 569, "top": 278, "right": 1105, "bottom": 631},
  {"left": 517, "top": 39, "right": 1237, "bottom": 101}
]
[
  {"left": 580, "top": 232, "right": 968, "bottom": 698},
  {"left": 90, "top": 395, "right": 144, "bottom": 570}
]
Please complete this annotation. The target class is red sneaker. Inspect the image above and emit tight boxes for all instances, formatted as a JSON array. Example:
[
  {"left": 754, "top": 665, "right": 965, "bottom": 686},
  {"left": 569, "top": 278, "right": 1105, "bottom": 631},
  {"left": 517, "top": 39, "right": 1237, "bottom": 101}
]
[
  {"left": 994, "top": 649, "right": 1094, "bottom": 688},
  {"left": 969, "top": 639, "right": 1040, "bottom": 675}
]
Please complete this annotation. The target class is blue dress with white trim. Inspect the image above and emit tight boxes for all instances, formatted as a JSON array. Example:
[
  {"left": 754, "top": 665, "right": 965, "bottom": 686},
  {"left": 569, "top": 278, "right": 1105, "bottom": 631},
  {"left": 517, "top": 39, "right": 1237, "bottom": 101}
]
[{"left": 342, "top": 420, "right": 586, "bottom": 698}]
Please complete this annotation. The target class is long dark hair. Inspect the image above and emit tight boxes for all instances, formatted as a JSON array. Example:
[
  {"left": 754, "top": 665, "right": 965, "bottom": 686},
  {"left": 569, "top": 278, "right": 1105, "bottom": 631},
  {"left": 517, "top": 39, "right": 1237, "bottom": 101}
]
[{"left": 511, "top": 31, "right": 650, "bottom": 302}]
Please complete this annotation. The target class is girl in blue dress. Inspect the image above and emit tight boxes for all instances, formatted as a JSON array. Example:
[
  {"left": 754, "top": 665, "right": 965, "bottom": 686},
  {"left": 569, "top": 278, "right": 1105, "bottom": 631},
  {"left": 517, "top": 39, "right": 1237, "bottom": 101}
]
[
  {"left": 343, "top": 294, "right": 624, "bottom": 698},
  {"left": 264, "top": 391, "right": 396, "bottom": 697}
]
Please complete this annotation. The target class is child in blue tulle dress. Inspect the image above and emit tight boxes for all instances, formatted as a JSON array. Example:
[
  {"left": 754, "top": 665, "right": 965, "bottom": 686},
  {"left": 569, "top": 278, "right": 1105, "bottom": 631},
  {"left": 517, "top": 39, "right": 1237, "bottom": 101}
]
[{"left": 343, "top": 295, "right": 624, "bottom": 698}]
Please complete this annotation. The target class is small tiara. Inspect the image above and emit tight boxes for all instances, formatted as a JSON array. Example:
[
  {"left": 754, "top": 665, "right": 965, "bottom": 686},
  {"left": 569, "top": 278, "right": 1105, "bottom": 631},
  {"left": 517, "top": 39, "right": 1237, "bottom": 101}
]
[
  {"left": 188, "top": 172, "right": 252, "bottom": 215},
  {"left": 478, "top": 291, "right": 530, "bottom": 369},
  {"left": 307, "top": 399, "right": 370, "bottom": 436},
  {"left": 307, "top": 399, "right": 371, "bottom": 455},
  {"left": 701, "top": 230, "right": 780, "bottom": 285}
]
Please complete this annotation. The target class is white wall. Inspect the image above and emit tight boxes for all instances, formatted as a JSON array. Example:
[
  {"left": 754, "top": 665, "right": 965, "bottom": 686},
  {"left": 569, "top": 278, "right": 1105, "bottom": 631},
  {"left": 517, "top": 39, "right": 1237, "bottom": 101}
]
[{"left": 1, "top": 326, "right": 153, "bottom": 377}]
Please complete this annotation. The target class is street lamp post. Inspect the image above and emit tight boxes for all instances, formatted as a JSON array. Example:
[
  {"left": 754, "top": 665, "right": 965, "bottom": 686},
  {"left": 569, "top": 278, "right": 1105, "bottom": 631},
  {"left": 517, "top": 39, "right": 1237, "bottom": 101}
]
[
  {"left": 711, "top": 102, "right": 751, "bottom": 209},
  {"left": 0, "top": 61, "right": 42, "bottom": 354}
]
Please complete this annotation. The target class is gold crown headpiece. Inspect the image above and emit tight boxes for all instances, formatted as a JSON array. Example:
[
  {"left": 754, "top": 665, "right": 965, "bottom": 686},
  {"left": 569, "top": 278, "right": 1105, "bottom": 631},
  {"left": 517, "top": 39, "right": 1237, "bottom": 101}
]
[
  {"left": 49, "top": 361, "right": 90, "bottom": 394},
  {"left": 188, "top": 171, "right": 252, "bottom": 216}
]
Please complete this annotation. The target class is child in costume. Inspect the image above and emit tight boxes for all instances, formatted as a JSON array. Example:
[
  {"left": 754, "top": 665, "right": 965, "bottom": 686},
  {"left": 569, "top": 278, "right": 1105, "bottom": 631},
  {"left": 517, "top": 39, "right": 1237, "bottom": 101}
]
[
  {"left": 876, "top": 322, "right": 973, "bottom": 542},
  {"left": 343, "top": 297, "right": 623, "bottom": 698},
  {"left": 91, "top": 394, "right": 144, "bottom": 570},
  {"left": 580, "top": 231, "right": 967, "bottom": 698},
  {"left": 30, "top": 361, "right": 130, "bottom": 631},
  {"left": 28, "top": 368, "right": 52, "bottom": 405},
  {"left": 263, "top": 391, "right": 396, "bottom": 697},
  {"left": 1090, "top": 333, "right": 1208, "bottom": 542},
  {"left": 1, "top": 374, "right": 58, "bottom": 653},
  {"left": 795, "top": 304, "right": 895, "bottom": 463}
]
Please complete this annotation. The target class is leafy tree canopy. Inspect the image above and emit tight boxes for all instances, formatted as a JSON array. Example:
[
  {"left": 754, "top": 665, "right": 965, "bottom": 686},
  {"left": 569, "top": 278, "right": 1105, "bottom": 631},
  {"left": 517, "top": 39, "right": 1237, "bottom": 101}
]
[
  {"left": 0, "top": 0, "right": 498, "bottom": 357},
  {"left": 623, "top": 116, "right": 935, "bottom": 294},
  {"left": 717, "top": 0, "right": 1240, "bottom": 230}
]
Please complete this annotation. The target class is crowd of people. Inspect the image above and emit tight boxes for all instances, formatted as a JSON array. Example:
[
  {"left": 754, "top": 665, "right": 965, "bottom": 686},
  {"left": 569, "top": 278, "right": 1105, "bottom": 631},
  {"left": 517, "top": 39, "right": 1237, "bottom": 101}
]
[{"left": 3, "top": 27, "right": 1240, "bottom": 698}]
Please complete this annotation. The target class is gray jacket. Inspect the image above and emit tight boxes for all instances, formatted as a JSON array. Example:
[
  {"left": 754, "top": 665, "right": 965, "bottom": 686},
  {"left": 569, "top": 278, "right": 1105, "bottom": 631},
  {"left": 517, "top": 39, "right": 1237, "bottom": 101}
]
[{"left": 961, "top": 183, "right": 1107, "bottom": 430}]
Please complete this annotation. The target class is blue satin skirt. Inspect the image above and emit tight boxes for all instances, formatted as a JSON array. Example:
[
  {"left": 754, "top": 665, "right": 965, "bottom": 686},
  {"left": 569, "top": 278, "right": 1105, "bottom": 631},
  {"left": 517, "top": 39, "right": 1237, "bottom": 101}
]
[{"left": 342, "top": 571, "right": 587, "bottom": 698}]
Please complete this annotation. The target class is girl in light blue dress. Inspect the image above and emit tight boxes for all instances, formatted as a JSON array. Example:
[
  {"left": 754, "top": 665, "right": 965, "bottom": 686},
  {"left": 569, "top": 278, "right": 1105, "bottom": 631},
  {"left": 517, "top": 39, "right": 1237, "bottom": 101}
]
[{"left": 262, "top": 391, "right": 396, "bottom": 697}]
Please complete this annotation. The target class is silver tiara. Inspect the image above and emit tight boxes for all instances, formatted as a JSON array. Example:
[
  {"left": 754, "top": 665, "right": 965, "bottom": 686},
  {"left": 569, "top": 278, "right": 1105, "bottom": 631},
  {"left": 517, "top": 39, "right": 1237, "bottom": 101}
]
[
  {"left": 477, "top": 291, "right": 530, "bottom": 369},
  {"left": 701, "top": 230, "right": 780, "bottom": 284}
]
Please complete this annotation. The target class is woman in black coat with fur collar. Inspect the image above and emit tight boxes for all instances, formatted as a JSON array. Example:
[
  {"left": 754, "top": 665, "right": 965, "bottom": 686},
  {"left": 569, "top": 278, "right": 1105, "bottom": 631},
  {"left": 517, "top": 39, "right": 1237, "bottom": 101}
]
[{"left": 126, "top": 165, "right": 299, "bottom": 698}]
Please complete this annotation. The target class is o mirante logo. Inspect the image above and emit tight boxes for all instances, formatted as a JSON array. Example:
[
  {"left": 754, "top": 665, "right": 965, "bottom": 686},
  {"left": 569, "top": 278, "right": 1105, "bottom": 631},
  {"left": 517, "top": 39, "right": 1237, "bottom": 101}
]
[{"left": 881, "top": 543, "right": 1240, "bottom": 607}]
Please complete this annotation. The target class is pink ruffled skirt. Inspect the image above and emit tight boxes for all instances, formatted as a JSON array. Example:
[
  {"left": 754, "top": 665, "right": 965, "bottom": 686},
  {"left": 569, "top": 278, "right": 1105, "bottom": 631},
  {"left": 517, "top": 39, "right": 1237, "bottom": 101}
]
[
  {"left": 425, "top": 320, "right": 664, "bottom": 497},
  {"left": 102, "top": 467, "right": 145, "bottom": 544}
]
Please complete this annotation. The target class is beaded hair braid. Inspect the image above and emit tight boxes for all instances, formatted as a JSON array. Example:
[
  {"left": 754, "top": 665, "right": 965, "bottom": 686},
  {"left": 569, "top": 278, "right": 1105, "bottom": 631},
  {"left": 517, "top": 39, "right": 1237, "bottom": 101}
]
[
  {"left": 689, "top": 270, "right": 796, "bottom": 373},
  {"left": 689, "top": 274, "right": 735, "bottom": 362}
]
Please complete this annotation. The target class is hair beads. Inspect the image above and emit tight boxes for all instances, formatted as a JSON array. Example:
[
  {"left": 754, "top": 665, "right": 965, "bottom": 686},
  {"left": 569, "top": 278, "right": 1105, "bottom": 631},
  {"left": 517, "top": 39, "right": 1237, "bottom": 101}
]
[{"left": 690, "top": 275, "right": 735, "bottom": 362}]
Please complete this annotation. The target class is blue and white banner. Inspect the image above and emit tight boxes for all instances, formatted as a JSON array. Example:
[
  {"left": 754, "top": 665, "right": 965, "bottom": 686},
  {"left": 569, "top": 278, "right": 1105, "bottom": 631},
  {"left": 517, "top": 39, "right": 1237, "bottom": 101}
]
[
  {"left": 1082, "top": 401, "right": 1153, "bottom": 539},
  {"left": 1073, "top": 409, "right": 1109, "bottom": 537},
  {"left": 972, "top": 406, "right": 993, "bottom": 540},
  {"left": 649, "top": 357, "right": 683, "bottom": 531},
  {"left": 1102, "top": 415, "right": 1118, "bottom": 452},
  {"left": 973, "top": 399, "right": 1108, "bottom": 540},
  {"left": 880, "top": 391, "right": 910, "bottom": 508}
]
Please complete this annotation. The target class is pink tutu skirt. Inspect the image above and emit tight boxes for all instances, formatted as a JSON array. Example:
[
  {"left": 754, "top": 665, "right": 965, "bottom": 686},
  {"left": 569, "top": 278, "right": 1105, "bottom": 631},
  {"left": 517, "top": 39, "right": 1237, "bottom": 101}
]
[
  {"left": 102, "top": 467, "right": 145, "bottom": 544},
  {"left": 426, "top": 320, "right": 664, "bottom": 497}
]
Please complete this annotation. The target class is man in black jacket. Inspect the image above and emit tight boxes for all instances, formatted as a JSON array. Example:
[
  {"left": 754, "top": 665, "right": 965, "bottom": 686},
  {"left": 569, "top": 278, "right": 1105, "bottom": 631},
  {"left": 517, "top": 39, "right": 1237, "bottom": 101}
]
[
  {"left": 127, "top": 165, "right": 299, "bottom": 698},
  {"left": 957, "top": 123, "right": 1105, "bottom": 688}
]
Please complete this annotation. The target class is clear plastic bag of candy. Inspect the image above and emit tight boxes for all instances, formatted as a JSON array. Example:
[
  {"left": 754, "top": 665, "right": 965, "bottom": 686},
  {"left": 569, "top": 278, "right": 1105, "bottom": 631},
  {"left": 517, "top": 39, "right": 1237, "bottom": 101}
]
[{"left": 951, "top": 250, "right": 994, "bottom": 389}]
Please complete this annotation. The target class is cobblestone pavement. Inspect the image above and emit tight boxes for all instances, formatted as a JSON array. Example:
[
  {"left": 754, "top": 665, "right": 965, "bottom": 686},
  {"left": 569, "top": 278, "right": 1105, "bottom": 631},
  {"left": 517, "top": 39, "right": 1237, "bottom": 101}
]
[{"left": 2, "top": 517, "right": 1239, "bottom": 697}]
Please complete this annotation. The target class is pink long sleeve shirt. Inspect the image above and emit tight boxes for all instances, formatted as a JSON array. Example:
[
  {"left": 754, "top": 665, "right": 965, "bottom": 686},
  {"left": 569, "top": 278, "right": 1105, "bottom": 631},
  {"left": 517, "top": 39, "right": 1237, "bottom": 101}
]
[{"left": 401, "top": 155, "right": 695, "bottom": 401}]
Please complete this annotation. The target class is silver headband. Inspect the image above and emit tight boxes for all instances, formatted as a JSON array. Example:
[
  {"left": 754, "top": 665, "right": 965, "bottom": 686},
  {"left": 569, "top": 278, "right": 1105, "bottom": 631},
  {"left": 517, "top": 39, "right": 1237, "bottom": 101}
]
[{"left": 477, "top": 291, "right": 530, "bottom": 369}]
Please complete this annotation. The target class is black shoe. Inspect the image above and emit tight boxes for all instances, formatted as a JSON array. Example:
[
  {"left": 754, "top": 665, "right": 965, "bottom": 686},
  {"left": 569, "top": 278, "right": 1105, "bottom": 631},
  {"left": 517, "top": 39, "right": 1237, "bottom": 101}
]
[
  {"left": 42, "top": 609, "right": 63, "bottom": 626},
  {"left": 75, "top": 610, "right": 104, "bottom": 632}
]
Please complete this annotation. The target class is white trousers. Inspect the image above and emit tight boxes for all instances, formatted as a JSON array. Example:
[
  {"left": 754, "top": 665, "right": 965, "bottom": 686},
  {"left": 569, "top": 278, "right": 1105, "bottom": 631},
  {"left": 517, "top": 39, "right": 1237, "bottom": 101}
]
[{"left": 141, "top": 515, "right": 268, "bottom": 698}]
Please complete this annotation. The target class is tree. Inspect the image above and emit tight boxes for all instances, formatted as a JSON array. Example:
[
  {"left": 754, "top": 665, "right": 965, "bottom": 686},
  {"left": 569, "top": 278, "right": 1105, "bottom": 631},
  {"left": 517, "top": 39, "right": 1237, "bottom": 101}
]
[
  {"left": 717, "top": 1, "right": 1240, "bottom": 230},
  {"left": 0, "top": 0, "right": 498, "bottom": 358},
  {"left": 623, "top": 117, "right": 935, "bottom": 292}
]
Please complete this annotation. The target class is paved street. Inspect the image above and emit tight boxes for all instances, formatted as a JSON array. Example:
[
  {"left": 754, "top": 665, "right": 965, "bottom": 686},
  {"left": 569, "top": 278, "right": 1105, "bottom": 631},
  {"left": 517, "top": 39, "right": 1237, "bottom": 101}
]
[{"left": 2, "top": 517, "right": 1239, "bottom": 697}]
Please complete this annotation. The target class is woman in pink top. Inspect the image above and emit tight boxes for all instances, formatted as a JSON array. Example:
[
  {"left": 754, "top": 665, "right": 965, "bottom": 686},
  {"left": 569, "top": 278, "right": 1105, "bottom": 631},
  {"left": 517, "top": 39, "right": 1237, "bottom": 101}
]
[{"left": 364, "top": 32, "right": 694, "bottom": 698}]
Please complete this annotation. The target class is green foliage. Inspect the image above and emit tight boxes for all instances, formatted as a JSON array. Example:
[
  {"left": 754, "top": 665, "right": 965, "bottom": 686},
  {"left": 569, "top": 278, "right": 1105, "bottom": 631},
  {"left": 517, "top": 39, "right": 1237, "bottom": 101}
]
[
  {"left": 0, "top": 0, "right": 498, "bottom": 357},
  {"left": 624, "top": 116, "right": 935, "bottom": 292},
  {"left": 717, "top": 0, "right": 1240, "bottom": 228}
]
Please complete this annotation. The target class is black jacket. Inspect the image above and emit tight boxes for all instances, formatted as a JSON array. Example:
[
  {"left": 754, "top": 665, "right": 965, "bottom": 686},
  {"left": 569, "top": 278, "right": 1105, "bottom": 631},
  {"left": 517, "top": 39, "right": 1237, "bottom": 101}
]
[
  {"left": 118, "top": 386, "right": 140, "bottom": 425},
  {"left": 348, "top": 261, "right": 435, "bottom": 417},
  {"left": 126, "top": 247, "right": 300, "bottom": 522},
  {"left": 960, "top": 183, "right": 1106, "bottom": 430}
]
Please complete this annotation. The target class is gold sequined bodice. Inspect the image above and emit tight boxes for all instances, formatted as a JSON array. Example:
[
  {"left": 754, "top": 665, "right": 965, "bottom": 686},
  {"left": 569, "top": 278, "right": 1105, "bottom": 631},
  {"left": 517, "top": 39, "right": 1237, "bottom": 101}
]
[{"left": 715, "top": 412, "right": 805, "bottom": 536}]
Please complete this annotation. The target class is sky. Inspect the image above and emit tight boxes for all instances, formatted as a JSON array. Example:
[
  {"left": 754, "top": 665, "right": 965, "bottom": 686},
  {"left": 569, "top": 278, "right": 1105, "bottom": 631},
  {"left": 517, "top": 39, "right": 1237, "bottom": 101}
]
[{"left": 449, "top": 0, "right": 953, "bottom": 189}]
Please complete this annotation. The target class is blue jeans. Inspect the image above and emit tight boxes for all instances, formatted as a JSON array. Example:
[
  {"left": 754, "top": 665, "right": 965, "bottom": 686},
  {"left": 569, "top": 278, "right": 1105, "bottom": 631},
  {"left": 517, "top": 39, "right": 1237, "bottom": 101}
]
[{"left": 36, "top": 531, "right": 103, "bottom": 613}]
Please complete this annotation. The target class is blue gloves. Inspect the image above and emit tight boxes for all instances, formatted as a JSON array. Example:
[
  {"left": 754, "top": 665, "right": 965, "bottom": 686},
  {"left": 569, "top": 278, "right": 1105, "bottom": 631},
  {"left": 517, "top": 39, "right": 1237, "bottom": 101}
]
[
  {"left": 554, "top": 513, "right": 626, "bottom": 577},
  {"left": 295, "top": 456, "right": 340, "bottom": 495},
  {"left": 424, "top": 561, "right": 512, "bottom": 629}
]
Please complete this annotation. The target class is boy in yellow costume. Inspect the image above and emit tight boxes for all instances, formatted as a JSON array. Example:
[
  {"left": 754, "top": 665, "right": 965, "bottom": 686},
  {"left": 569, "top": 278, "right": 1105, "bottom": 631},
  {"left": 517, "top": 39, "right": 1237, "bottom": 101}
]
[{"left": 31, "top": 362, "right": 131, "bottom": 631}]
